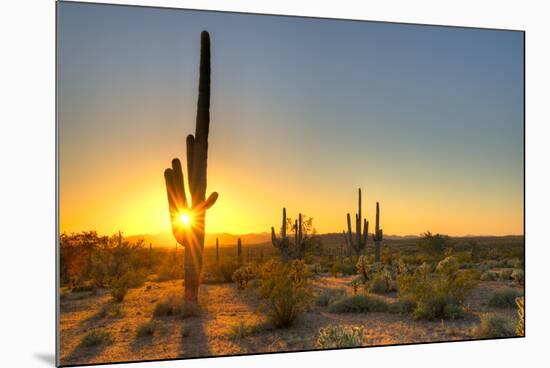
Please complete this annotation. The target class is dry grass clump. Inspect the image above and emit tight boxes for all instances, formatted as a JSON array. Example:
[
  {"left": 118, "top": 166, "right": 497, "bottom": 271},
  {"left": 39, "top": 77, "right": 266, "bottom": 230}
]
[
  {"left": 473, "top": 314, "right": 515, "bottom": 338},
  {"left": 79, "top": 329, "right": 112, "bottom": 347},
  {"left": 136, "top": 321, "right": 157, "bottom": 338},
  {"left": 153, "top": 293, "right": 200, "bottom": 318}
]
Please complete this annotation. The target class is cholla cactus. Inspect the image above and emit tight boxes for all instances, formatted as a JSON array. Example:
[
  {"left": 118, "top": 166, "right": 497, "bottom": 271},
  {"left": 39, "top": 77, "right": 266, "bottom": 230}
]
[
  {"left": 436, "top": 256, "right": 459, "bottom": 280},
  {"left": 271, "top": 208, "right": 290, "bottom": 263},
  {"left": 232, "top": 265, "right": 254, "bottom": 290},
  {"left": 356, "top": 255, "right": 369, "bottom": 280},
  {"left": 343, "top": 188, "right": 369, "bottom": 257},
  {"left": 515, "top": 296, "right": 524, "bottom": 336},
  {"left": 317, "top": 325, "right": 366, "bottom": 349},
  {"left": 289, "top": 259, "right": 309, "bottom": 283}
]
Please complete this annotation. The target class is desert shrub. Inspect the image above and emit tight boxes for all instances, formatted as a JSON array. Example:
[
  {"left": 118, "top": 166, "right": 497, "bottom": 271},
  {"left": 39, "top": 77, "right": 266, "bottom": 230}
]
[
  {"left": 79, "top": 329, "right": 112, "bottom": 347},
  {"left": 257, "top": 261, "right": 314, "bottom": 328},
  {"left": 156, "top": 260, "right": 183, "bottom": 282},
  {"left": 480, "top": 271, "right": 499, "bottom": 281},
  {"left": 417, "top": 231, "right": 450, "bottom": 256},
  {"left": 414, "top": 294, "right": 465, "bottom": 320},
  {"left": 368, "top": 270, "right": 396, "bottom": 294},
  {"left": 328, "top": 295, "right": 388, "bottom": 314},
  {"left": 226, "top": 320, "right": 265, "bottom": 340},
  {"left": 96, "top": 303, "right": 124, "bottom": 318},
  {"left": 316, "top": 288, "right": 346, "bottom": 307},
  {"left": 110, "top": 273, "right": 132, "bottom": 303},
  {"left": 71, "top": 284, "right": 97, "bottom": 293},
  {"left": 232, "top": 265, "right": 255, "bottom": 290},
  {"left": 511, "top": 269, "right": 524, "bottom": 285},
  {"left": 349, "top": 278, "right": 363, "bottom": 295},
  {"left": 488, "top": 288, "right": 523, "bottom": 308},
  {"left": 397, "top": 258, "right": 476, "bottom": 320},
  {"left": 316, "top": 324, "right": 366, "bottom": 348},
  {"left": 356, "top": 256, "right": 369, "bottom": 280},
  {"left": 388, "top": 297, "right": 417, "bottom": 315},
  {"left": 136, "top": 321, "right": 157, "bottom": 338},
  {"left": 153, "top": 294, "right": 200, "bottom": 318},
  {"left": 215, "top": 260, "right": 239, "bottom": 283},
  {"left": 499, "top": 269, "right": 513, "bottom": 280},
  {"left": 473, "top": 314, "right": 515, "bottom": 338}
]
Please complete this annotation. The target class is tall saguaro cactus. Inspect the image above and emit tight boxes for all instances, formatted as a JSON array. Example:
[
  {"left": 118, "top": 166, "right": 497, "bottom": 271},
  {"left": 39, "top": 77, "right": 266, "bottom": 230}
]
[
  {"left": 373, "top": 202, "right": 383, "bottom": 262},
  {"left": 271, "top": 207, "right": 290, "bottom": 263},
  {"left": 295, "top": 213, "right": 305, "bottom": 259},
  {"left": 344, "top": 188, "right": 369, "bottom": 257},
  {"left": 164, "top": 31, "right": 218, "bottom": 303}
]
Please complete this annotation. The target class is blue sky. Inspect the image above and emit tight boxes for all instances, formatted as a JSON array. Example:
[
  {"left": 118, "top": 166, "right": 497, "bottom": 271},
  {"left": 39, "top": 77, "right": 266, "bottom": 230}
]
[{"left": 58, "top": 2, "right": 524, "bottom": 236}]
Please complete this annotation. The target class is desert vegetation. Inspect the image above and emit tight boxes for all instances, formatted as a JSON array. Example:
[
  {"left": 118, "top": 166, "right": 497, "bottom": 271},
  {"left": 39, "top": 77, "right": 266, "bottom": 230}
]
[{"left": 58, "top": 30, "right": 524, "bottom": 366}]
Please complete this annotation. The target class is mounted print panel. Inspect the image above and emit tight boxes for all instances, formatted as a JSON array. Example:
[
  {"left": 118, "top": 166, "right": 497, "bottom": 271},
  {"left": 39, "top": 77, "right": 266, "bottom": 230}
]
[{"left": 56, "top": 1, "right": 525, "bottom": 366}]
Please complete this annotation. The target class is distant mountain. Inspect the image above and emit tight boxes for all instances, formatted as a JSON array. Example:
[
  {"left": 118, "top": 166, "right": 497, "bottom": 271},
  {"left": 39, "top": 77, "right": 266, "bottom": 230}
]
[{"left": 125, "top": 231, "right": 271, "bottom": 248}]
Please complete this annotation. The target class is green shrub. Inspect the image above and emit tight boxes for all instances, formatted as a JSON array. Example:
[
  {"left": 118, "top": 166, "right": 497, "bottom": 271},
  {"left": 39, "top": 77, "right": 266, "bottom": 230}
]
[
  {"left": 473, "top": 314, "right": 515, "bottom": 338},
  {"left": 414, "top": 294, "right": 465, "bottom": 320},
  {"left": 328, "top": 294, "right": 388, "bottom": 313},
  {"left": 488, "top": 288, "right": 522, "bottom": 308},
  {"left": 417, "top": 231, "right": 450, "bottom": 255},
  {"left": 153, "top": 294, "right": 200, "bottom": 318},
  {"left": 397, "top": 258, "right": 476, "bottom": 320},
  {"left": 136, "top": 321, "right": 156, "bottom": 337},
  {"left": 511, "top": 269, "right": 524, "bottom": 285},
  {"left": 317, "top": 324, "right": 366, "bottom": 348},
  {"left": 480, "top": 271, "right": 499, "bottom": 281},
  {"left": 499, "top": 269, "right": 513, "bottom": 280},
  {"left": 257, "top": 260, "right": 313, "bottom": 328},
  {"left": 388, "top": 297, "right": 417, "bottom": 314},
  {"left": 316, "top": 288, "right": 346, "bottom": 307},
  {"left": 79, "top": 329, "right": 112, "bottom": 347}
]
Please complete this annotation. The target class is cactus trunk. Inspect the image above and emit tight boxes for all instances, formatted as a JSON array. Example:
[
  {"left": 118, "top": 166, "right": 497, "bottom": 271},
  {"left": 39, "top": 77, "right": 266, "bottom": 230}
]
[
  {"left": 237, "top": 238, "right": 242, "bottom": 265},
  {"left": 271, "top": 207, "right": 290, "bottom": 263},
  {"left": 163, "top": 31, "right": 218, "bottom": 303},
  {"left": 373, "top": 201, "right": 383, "bottom": 262},
  {"left": 215, "top": 237, "right": 219, "bottom": 264}
]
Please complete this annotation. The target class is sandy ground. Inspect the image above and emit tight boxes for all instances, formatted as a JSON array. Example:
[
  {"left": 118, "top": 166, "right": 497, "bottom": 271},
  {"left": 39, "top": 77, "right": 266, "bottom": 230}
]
[{"left": 59, "top": 276, "right": 522, "bottom": 366}]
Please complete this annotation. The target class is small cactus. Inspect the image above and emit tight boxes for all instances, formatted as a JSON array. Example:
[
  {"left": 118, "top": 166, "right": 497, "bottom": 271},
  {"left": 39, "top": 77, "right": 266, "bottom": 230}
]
[{"left": 271, "top": 208, "right": 290, "bottom": 263}]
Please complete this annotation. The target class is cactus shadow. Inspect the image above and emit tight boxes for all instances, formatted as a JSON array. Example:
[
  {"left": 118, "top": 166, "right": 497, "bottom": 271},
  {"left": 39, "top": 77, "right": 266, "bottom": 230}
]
[{"left": 180, "top": 316, "right": 211, "bottom": 358}]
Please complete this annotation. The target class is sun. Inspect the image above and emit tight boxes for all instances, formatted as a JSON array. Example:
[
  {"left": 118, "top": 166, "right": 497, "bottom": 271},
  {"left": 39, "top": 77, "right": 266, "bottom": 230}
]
[{"left": 178, "top": 212, "right": 192, "bottom": 227}]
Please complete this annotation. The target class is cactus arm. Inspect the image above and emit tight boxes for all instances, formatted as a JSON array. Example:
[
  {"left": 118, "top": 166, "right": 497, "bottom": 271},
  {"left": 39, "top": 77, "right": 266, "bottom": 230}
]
[{"left": 282, "top": 207, "right": 287, "bottom": 238}]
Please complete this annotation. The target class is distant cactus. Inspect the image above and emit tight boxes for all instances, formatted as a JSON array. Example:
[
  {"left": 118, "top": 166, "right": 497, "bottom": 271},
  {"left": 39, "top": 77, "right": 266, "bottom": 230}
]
[
  {"left": 237, "top": 238, "right": 242, "bottom": 264},
  {"left": 163, "top": 31, "right": 218, "bottom": 303},
  {"left": 271, "top": 208, "right": 290, "bottom": 263},
  {"left": 294, "top": 213, "right": 305, "bottom": 259},
  {"left": 373, "top": 202, "right": 383, "bottom": 262},
  {"left": 343, "top": 188, "right": 369, "bottom": 258},
  {"left": 215, "top": 237, "right": 219, "bottom": 264}
]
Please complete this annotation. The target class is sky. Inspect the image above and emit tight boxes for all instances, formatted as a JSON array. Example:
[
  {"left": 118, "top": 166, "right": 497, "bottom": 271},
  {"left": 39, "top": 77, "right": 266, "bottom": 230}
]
[{"left": 58, "top": 2, "right": 524, "bottom": 237}]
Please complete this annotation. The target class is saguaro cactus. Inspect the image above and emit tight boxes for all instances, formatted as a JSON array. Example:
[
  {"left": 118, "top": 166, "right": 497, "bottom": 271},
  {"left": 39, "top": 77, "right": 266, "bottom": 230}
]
[
  {"left": 237, "top": 238, "right": 242, "bottom": 264},
  {"left": 295, "top": 213, "right": 305, "bottom": 259},
  {"left": 271, "top": 208, "right": 290, "bottom": 263},
  {"left": 343, "top": 188, "right": 369, "bottom": 257},
  {"left": 373, "top": 202, "right": 383, "bottom": 262},
  {"left": 164, "top": 31, "right": 218, "bottom": 303},
  {"left": 215, "top": 237, "right": 219, "bottom": 264}
]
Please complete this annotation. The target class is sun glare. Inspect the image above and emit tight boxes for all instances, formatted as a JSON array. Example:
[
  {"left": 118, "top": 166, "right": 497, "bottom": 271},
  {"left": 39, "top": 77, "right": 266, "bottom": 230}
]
[{"left": 179, "top": 212, "right": 192, "bottom": 227}]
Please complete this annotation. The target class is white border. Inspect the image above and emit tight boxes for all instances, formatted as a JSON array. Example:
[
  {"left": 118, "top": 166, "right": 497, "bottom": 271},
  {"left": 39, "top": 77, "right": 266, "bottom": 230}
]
[{"left": 1, "top": 1, "right": 549, "bottom": 367}]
